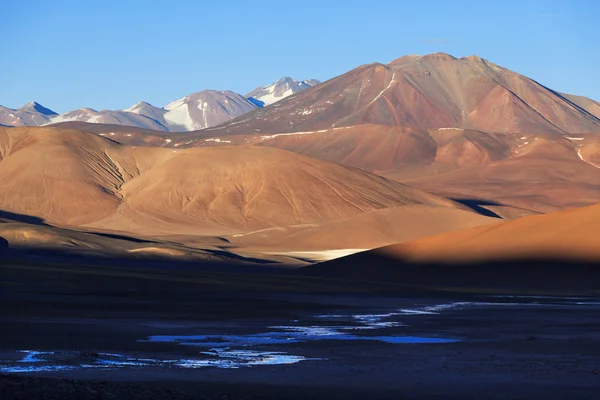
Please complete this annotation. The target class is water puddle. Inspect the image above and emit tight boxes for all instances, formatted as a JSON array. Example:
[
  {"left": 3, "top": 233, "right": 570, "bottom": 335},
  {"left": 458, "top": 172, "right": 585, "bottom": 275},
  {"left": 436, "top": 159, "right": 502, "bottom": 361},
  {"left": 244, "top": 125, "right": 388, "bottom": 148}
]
[
  {"left": 3, "top": 302, "right": 495, "bottom": 374},
  {"left": 141, "top": 304, "right": 462, "bottom": 351},
  {"left": 0, "top": 349, "right": 316, "bottom": 373}
]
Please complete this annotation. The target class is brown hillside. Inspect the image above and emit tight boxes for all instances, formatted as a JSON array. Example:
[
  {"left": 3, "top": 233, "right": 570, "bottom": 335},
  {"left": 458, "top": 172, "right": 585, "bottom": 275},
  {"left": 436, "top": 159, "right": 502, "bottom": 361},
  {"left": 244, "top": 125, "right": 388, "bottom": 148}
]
[
  {"left": 0, "top": 127, "right": 465, "bottom": 237},
  {"left": 201, "top": 53, "right": 600, "bottom": 136}
]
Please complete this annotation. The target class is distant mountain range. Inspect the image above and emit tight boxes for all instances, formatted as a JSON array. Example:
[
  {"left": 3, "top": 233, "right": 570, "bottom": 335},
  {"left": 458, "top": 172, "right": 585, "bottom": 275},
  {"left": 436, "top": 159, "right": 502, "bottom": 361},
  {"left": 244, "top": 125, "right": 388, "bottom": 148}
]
[
  {"left": 0, "top": 101, "right": 57, "bottom": 126},
  {"left": 0, "top": 77, "right": 320, "bottom": 132}
]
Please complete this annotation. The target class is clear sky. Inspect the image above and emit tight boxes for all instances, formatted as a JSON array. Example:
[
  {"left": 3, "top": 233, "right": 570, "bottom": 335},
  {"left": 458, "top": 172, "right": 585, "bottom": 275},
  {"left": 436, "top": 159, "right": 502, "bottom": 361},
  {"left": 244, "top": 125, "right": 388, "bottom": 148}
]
[{"left": 2, "top": 0, "right": 598, "bottom": 113}]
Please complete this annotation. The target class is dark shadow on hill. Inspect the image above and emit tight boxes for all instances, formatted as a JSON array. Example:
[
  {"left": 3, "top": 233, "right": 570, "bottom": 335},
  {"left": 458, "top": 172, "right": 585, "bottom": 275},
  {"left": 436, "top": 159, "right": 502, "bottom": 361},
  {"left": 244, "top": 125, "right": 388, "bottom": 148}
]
[
  {"left": 0, "top": 236, "right": 8, "bottom": 252},
  {"left": 0, "top": 244, "right": 282, "bottom": 273},
  {"left": 0, "top": 210, "right": 47, "bottom": 226},
  {"left": 451, "top": 198, "right": 504, "bottom": 218},
  {"left": 204, "top": 248, "right": 280, "bottom": 264},
  {"left": 247, "top": 97, "right": 266, "bottom": 108},
  {"left": 87, "top": 232, "right": 157, "bottom": 244},
  {"left": 298, "top": 252, "right": 600, "bottom": 295}
]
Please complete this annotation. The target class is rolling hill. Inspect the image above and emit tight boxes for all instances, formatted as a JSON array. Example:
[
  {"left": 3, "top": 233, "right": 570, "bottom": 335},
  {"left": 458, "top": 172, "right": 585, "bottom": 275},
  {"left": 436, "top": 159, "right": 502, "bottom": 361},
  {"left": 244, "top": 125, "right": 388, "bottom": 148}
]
[{"left": 0, "top": 126, "right": 473, "bottom": 240}]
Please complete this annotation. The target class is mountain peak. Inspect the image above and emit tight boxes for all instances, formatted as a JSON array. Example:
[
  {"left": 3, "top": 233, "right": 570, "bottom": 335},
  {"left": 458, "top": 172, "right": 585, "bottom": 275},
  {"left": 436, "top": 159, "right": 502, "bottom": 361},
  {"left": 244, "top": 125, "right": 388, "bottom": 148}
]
[
  {"left": 388, "top": 54, "right": 423, "bottom": 66},
  {"left": 276, "top": 77, "right": 297, "bottom": 83},
  {"left": 246, "top": 77, "right": 320, "bottom": 107},
  {"left": 125, "top": 101, "right": 152, "bottom": 109},
  {"left": 422, "top": 52, "right": 457, "bottom": 61},
  {"left": 21, "top": 101, "right": 39, "bottom": 108},
  {"left": 19, "top": 101, "right": 57, "bottom": 116}
]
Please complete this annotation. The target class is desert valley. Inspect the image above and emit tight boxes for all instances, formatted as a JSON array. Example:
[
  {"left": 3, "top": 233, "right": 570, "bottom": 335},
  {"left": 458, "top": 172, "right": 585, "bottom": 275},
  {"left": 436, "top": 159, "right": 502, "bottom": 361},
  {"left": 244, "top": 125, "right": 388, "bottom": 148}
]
[{"left": 1, "top": 50, "right": 600, "bottom": 399}]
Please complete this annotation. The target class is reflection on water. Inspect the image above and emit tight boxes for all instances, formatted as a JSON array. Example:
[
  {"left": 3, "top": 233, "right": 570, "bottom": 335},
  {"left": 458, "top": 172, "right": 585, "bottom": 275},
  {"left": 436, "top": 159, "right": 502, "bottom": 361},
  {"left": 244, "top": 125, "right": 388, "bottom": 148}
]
[
  {"left": 143, "top": 304, "right": 463, "bottom": 347},
  {"left": 18, "top": 350, "right": 54, "bottom": 363},
  {"left": 2, "top": 302, "right": 485, "bottom": 374},
  {"left": 0, "top": 349, "right": 316, "bottom": 373},
  {"left": 144, "top": 329, "right": 457, "bottom": 347}
]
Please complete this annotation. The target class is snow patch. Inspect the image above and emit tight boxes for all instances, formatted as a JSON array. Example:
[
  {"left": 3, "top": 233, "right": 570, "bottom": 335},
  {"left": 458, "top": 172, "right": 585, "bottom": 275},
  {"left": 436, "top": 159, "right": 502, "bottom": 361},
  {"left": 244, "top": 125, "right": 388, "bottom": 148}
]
[
  {"left": 204, "top": 138, "right": 232, "bottom": 143},
  {"left": 164, "top": 102, "right": 196, "bottom": 131},
  {"left": 366, "top": 71, "right": 397, "bottom": 107},
  {"left": 577, "top": 148, "right": 600, "bottom": 169}
]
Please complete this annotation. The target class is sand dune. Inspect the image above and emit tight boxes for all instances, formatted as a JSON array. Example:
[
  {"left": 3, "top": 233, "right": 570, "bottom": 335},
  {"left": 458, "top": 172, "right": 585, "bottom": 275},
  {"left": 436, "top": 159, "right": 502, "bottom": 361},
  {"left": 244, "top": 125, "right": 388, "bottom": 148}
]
[
  {"left": 327, "top": 202, "right": 600, "bottom": 266},
  {"left": 303, "top": 203, "right": 600, "bottom": 294},
  {"left": 390, "top": 202, "right": 600, "bottom": 263}
]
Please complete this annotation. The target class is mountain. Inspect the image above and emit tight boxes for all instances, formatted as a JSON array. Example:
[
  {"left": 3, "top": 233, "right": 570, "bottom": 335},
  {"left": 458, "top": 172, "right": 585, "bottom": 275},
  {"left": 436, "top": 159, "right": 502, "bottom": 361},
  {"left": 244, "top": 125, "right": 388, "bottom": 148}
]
[
  {"left": 46, "top": 91, "right": 259, "bottom": 132},
  {"left": 560, "top": 93, "right": 600, "bottom": 119},
  {"left": 0, "top": 101, "right": 57, "bottom": 126},
  {"left": 48, "top": 107, "right": 170, "bottom": 131},
  {"left": 123, "top": 101, "right": 167, "bottom": 122},
  {"left": 0, "top": 126, "right": 471, "bottom": 238},
  {"left": 203, "top": 53, "right": 600, "bottom": 136},
  {"left": 3, "top": 77, "right": 317, "bottom": 132},
  {"left": 153, "top": 123, "right": 598, "bottom": 213},
  {"left": 161, "top": 90, "right": 258, "bottom": 131},
  {"left": 246, "top": 77, "right": 321, "bottom": 106},
  {"left": 185, "top": 53, "right": 600, "bottom": 213}
]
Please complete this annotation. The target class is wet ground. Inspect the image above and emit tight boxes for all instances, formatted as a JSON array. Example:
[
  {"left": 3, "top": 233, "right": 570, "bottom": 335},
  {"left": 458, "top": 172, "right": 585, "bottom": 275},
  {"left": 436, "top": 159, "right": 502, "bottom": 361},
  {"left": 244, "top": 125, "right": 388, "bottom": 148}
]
[
  {"left": 2, "top": 261, "right": 600, "bottom": 399},
  {"left": 2, "top": 296, "right": 600, "bottom": 399}
]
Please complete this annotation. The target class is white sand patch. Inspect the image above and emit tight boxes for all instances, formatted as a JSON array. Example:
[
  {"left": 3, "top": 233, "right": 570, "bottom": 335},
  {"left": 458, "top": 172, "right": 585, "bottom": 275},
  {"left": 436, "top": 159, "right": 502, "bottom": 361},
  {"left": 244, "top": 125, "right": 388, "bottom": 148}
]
[
  {"left": 267, "top": 248, "right": 369, "bottom": 261},
  {"left": 204, "top": 138, "right": 231, "bottom": 143}
]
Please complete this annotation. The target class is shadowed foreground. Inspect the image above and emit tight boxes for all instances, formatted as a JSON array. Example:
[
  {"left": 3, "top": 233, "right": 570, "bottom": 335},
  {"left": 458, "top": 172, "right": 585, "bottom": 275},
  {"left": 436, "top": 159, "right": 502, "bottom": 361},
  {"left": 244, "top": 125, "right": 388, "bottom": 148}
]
[{"left": 1, "top": 251, "right": 600, "bottom": 399}]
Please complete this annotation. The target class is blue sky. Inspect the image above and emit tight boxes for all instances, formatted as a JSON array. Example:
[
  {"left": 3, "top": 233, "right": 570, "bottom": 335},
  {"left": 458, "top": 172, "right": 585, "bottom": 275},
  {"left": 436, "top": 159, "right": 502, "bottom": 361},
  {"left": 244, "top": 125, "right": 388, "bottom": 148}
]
[{"left": 2, "top": 0, "right": 598, "bottom": 113}]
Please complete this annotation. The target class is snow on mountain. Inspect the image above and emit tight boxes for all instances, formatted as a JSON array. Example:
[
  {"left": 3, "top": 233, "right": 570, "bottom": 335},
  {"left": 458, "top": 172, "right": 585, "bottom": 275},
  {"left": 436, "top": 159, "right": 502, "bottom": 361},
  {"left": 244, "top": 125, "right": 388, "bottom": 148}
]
[
  {"left": 246, "top": 77, "right": 321, "bottom": 106},
  {"left": 48, "top": 108, "right": 170, "bottom": 131},
  {"left": 0, "top": 101, "right": 57, "bottom": 126},
  {"left": 3, "top": 77, "right": 320, "bottom": 131},
  {"left": 124, "top": 101, "right": 167, "bottom": 121},
  {"left": 48, "top": 91, "right": 259, "bottom": 132},
  {"left": 163, "top": 90, "right": 258, "bottom": 131}
]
